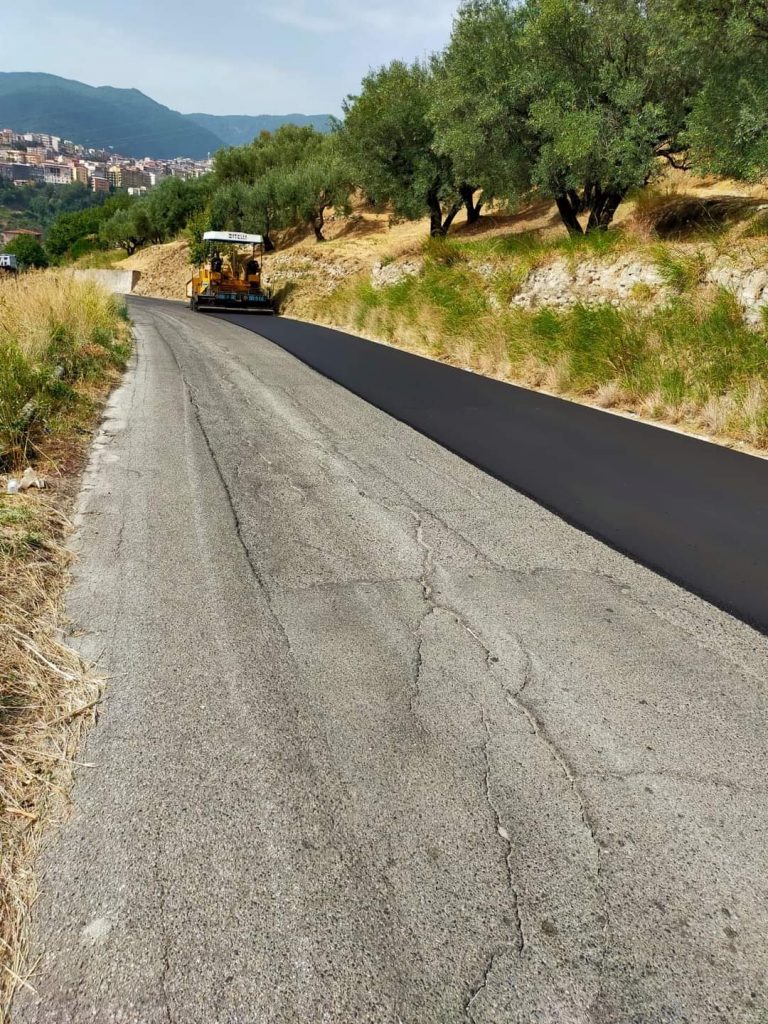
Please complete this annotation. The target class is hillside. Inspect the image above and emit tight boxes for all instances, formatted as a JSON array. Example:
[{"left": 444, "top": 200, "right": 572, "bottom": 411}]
[
  {"left": 121, "top": 175, "right": 768, "bottom": 456},
  {"left": 0, "top": 73, "right": 222, "bottom": 159},
  {"left": 0, "top": 73, "right": 334, "bottom": 159},
  {"left": 185, "top": 112, "right": 332, "bottom": 147}
]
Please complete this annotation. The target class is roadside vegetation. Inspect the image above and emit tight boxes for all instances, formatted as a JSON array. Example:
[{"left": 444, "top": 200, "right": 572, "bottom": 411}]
[
  {"left": 309, "top": 231, "right": 768, "bottom": 448},
  {"left": 14, "top": 0, "right": 767, "bottom": 455},
  {"left": 0, "top": 272, "right": 130, "bottom": 467},
  {"left": 0, "top": 271, "right": 129, "bottom": 1010}
]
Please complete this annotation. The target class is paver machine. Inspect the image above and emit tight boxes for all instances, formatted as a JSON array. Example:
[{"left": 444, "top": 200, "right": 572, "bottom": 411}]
[{"left": 187, "top": 231, "right": 274, "bottom": 313}]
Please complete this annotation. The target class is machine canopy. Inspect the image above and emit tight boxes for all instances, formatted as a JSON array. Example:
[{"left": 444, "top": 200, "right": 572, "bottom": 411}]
[{"left": 203, "top": 231, "right": 264, "bottom": 245}]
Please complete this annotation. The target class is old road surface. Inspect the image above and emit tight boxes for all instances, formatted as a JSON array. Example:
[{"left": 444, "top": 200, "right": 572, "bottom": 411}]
[{"left": 17, "top": 297, "right": 768, "bottom": 1024}]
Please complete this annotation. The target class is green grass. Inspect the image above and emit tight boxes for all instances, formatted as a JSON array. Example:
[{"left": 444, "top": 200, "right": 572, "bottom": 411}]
[
  {"left": 651, "top": 245, "right": 708, "bottom": 292},
  {"left": 316, "top": 236, "right": 768, "bottom": 447},
  {"left": 0, "top": 272, "right": 130, "bottom": 468}
]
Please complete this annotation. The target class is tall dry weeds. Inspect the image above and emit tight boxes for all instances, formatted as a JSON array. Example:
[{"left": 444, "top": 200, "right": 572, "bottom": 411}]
[
  {"left": 0, "top": 271, "right": 128, "bottom": 1015},
  {"left": 0, "top": 492, "right": 101, "bottom": 1016},
  {"left": 0, "top": 271, "right": 130, "bottom": 469},
  {"left": 0, "top": 272, "right": 120, "bottom": 361}
]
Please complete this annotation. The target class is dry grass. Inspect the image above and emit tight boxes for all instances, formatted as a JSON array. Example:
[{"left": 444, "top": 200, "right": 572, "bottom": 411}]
[
  {"left": 0, "top": 491, "right": 101, "bottom": 1014},
  {"left": 0, "top": 272, "right": 130, "bottom": 469},
  {"left": 0, "top": 271, "right": 129, "bottom": 1015},
  {"left": 304, "top": 241, "right": 768, "bottom": 452},
  {"left": 0, "top": 271, "right": 123, "bottom": 362}
]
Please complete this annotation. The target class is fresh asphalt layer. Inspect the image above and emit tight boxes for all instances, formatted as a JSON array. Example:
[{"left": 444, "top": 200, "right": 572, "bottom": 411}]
[
  {"left": 16, "top": 297, "right": 768, "bottom": 1023},
  {"left": 223, "top": 312, "right": 768, "bottom": 634}
]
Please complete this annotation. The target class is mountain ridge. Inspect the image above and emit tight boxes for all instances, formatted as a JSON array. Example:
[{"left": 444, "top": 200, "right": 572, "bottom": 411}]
[
  {"left": 0, "top": 73, "right": 331, "bottom": 159},
  {"left": 185, "top": 112, "right": 332, "bottom": 147}
]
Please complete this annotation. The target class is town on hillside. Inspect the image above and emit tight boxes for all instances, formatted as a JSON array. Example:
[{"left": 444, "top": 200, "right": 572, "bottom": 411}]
[{"left": 0, "top": 126, "right": 210, "bottom": 195}]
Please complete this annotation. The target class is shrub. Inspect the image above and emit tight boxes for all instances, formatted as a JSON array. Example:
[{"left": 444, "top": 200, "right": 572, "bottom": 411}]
[{"left": 0, "top": 272, "right": 129, "bottom": 467}]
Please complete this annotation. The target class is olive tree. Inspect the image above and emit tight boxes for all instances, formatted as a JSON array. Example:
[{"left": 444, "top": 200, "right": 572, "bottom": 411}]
[
  {"left": 143, "top": 175, "right": 213, "bottom": 241},
  {"left": 214, "top": 124, "right": 325, "bottom": 185},
  {"left": 281, "top": 137, "right": 352, "bottom": 241},
  {"left": 340, "top": 61, "right": 466, "bottom": 236},
  {"left": 430, "top": 1, "right": 532, "bottom": 220},
  {"left": 212, "top": 124, "right": 331, "bottom": 247},
  {"left": 678, "top": 0, "right": 768, "bottom": 179},
  {"left": 208, "top": 175, "right": 284, "bottom": 250},
  {"left": 433, "top": 0, "right": 693, "bottom": 234},
  {"left": 99, "top": 207, "right": 152, "bottom": 255}
]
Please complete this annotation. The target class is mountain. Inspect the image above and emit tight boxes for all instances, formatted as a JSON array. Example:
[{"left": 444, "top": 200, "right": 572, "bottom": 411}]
[
  {"left": 184, "top": 112, "right": 332, "bottom": 147},
  {"left": 0, "top": 73, "right": 332, "bottom": 160},
  {"left": 0, "top": 73, "right": 224, "bottom": 159}
]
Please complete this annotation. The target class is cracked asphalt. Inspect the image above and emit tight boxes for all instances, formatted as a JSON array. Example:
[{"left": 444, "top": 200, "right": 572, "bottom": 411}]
[{"left": 16, "top": 298, "right": 768, "bottom": 1024}]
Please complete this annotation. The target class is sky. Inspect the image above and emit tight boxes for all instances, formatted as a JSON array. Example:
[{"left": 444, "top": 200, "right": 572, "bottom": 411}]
[{"left": 1, "top": 0, "right": 458, "bottom": 116}]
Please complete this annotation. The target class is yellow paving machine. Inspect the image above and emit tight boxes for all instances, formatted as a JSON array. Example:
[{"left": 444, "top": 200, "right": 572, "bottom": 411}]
[{"left": 187, "top": 231, "right": 274, "bottom": 313}]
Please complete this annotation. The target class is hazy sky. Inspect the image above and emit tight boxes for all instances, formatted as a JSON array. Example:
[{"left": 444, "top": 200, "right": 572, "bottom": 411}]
[{"left": 2, "top": 0, "right": 458, "bottom": 116}]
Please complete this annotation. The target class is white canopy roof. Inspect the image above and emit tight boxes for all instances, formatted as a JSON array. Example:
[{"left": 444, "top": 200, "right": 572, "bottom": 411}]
[{"left": 203, "top": 230, "right": 264, "bottom": 245}]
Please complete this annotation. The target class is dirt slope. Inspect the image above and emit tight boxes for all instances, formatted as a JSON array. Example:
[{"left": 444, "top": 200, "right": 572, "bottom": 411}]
[{"left": 124, "top": 170, "right": 768, "bottom": 311}]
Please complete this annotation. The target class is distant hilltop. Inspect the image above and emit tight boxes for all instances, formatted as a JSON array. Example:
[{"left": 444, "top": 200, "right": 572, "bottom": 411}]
[
  {"left": 0, "top": 73, "right": 332, "bottom": 160},
  {"left": 186, "top": 113, "right": 333, "bottom": 148}
]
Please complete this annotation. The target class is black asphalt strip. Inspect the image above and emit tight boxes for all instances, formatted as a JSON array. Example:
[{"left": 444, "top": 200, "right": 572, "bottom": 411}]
[{"left": 218, "top": 313, "right": 768, "bottom": 633}]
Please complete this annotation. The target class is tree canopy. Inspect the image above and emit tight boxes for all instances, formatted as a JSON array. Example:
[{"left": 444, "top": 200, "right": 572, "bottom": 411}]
[
  {"left": 678, "top": 0, "right": 768, "bottom": 179},
  {"left": 432, "top": 0, "right": 696, "bottom": 234},
  {"left": 38, "top": 3, "right": 768, "bottom": 258},
  {"left": 280, "top": 136, "right": 352, "bottom": 241},
  {"left": 4, "top": 233, "right": 49, "bottom": 270},
  {"left": 208, "top": 125, "right": 350, "bottom": 246},
  {"left": 99, "top": 207, "right": 150, "bottom": 256},
  {"left": 340, "top": 61, "right": 467, "bottom": 236}
]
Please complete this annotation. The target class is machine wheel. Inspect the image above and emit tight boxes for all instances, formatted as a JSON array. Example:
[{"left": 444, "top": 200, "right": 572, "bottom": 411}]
[{"left": 190, "top": 296, "right": 199, "bottom": 312}]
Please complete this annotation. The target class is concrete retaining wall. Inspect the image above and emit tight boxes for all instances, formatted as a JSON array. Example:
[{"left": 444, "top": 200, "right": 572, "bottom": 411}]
[{"left": 72, "top": 268, "right": 140, "bottom": 294}]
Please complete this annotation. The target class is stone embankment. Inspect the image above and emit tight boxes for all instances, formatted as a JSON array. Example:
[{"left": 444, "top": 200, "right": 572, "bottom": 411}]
[
  {"left": 371, "top": 252, "right": 768, "bottom": 325},
  {"left": 509, "top": 256, "right": 667, "bottom": 311}
]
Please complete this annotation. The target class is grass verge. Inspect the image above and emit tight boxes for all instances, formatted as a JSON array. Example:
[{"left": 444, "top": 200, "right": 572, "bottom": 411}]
[
  {"left": 1, "top": 271, "right": 131, "bottom": 468},
  {"left": 0, "top": 270, "right": 130, "bottom": 1013},
  {"left": 308, "top": 235, "right": 768, "bottom": 450}
]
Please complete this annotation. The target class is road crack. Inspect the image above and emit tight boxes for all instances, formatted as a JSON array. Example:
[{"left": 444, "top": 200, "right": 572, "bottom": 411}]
[
  {"left": 423, "top": 583, "right": 609, "bottom": 1015},
  {"left": 168, "top": 362, "right": 299, "bottom": 666},
  {"left": 503, "top": 650, "right": 608, "bottom": 1016},
  {"left": 481, "top": 708, "right": 526, "bottom": 955}
]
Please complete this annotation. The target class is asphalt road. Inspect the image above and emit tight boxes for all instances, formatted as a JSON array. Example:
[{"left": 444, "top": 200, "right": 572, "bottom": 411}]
[
  {"left": 17, "top": 298, "right": 768, "bottom": 1024},
  {"left": 228, "top": 313, "right": 768, "bottom": 632}
]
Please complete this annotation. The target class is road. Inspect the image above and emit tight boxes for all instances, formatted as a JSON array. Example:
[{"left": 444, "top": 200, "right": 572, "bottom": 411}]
[
  {"left": 234, "top": 312, "right": 768, "bottom": 632},
  {"left": 17, "top": 298, "right": 768, "bottom": 1023}
]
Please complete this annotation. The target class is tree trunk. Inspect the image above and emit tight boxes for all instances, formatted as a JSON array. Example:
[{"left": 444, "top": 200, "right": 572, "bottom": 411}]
[
  {"left": 428, "top": 191, "right": 461, "bottom": 237},
  {"left": 585, "top": 185, "right": 605, "bottom": 232},
  {"left": 585, "top": 187, "right": 625, "bottom": 232},
  {"left": 313, "top": 207, "right": 326, "bottom": 242},
  {"left": 429, "top": 195, "right": 447, "bottom": 236},
  {"left": 442, "top": 201, "right": 461, "bottom": 234},
  {"left": 460, "top": 184, "right": 482, "bottom": 224},
  {"left": 567, "top": 188, "right": 584, "bottom": 215},
  {"left": 263, "top": 234, "right": 275, "bottom": 253},
  {"left": 555, "top": 194, "right": 584, "bottom": 236}
]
